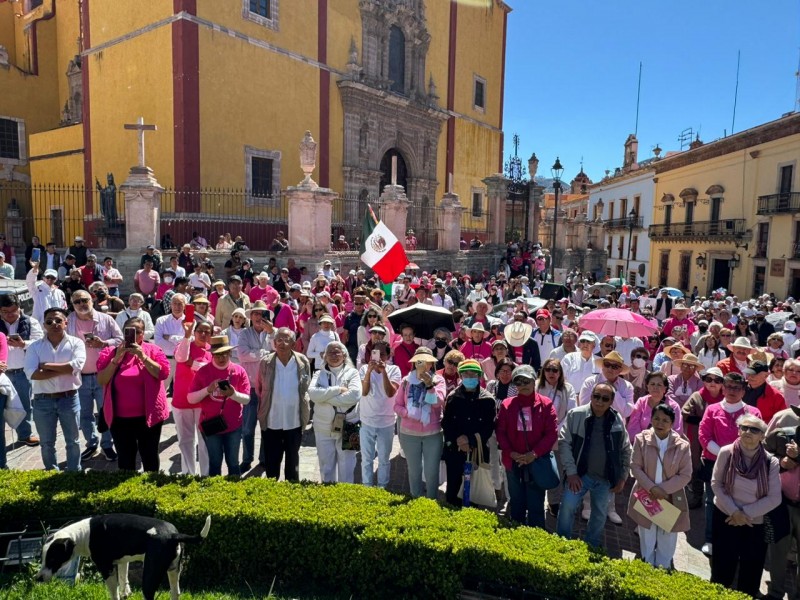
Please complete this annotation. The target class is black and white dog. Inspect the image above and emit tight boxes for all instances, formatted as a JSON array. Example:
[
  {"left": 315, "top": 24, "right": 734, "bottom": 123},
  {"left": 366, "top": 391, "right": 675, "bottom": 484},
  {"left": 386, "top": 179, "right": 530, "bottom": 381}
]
[{"left": 36, "top": 513, "right": 211, "bottom": 600}]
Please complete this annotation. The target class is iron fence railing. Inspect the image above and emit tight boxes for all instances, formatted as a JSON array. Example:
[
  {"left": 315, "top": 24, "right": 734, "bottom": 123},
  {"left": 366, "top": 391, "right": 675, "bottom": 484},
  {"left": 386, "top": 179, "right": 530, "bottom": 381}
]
[
  {"left": 756, "top": 192, "right": 800, "bottom": 215},
  {"left": 604, "top": 215, "right": 644, "bottom": 229},
  {"left": 648, "top": 219, "right": 747, "bottom": 241}
]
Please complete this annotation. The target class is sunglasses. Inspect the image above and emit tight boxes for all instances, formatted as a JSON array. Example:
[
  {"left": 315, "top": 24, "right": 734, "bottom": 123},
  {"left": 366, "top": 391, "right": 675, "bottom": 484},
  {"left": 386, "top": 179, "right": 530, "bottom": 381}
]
[
  {"left": 44, "top": 318, "right": 64, "bottom": 325},
  {"left": 354, "top": 302, "right": 365, "bottom": 306},
  {"left": 73, "top": 298, "right": 91, "bottom": 305},
  {"left": 703, "top": 377, "right": 724, "bottom": 384},
  {"left": 738, "top": 424, "right": 763, "bottom": 435},
  {"left": 367, "top": 314, "right": 378, "bottom": 318},
  {"left": 602, "top": 362, "right": 623, "bottom": 370},
  {"left": 446, "top": 360, "right": 460, "bottom": 366},
  {"left": 512, "top": 377, "right": 533, "bottom": 386},
  {"left": 543, "top": 367, "right": 560, "bottom": 373},
  {"left": 554, "top": 316, "right": 563, "bottom": 321},
  {"left": 591, "top": 393, "right": 614, "bottom": 403}
]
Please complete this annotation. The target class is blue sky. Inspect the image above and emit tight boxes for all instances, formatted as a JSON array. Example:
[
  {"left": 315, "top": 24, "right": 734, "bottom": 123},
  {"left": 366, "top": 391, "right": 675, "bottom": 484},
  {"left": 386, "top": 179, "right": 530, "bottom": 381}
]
[{"left": 502, "top": 0, "right": 800, "bottom": 183}]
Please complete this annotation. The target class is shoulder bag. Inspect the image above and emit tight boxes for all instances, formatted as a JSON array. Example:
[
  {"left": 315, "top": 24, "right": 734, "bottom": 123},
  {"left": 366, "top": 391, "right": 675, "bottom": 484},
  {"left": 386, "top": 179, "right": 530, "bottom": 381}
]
[
  {"left": 458, "top": 433, "right": 497, "bottom": 508},
  {"left": 200, "top": 398, "right": 228, "bottom": 437},
  {"left": 513, "top": 403, "right": 560, "bottom": 490}
]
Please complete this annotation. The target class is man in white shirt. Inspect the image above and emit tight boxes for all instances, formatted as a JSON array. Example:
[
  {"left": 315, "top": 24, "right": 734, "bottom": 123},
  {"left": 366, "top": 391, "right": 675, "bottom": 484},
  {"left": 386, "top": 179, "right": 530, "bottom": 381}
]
[
  {"left": 321, "top": 260, "right": 336, "bottom": 280},
  {"left": 26, "top": 264, "right": 67, "bottom": 325},
  {"left": 43, "top": 242, "right": 61, "bottom": 273},
  {"left": 24, "top": 307, "right": 86, "bottom": 471},
  {"left": 532, "top": 309, "right": 561, "bottom": 366},
  {"left": 359, "top": 340, "right": 401, "bottom": 488},
  {"left": 0, "top": 293, "right": 44, "bottom": 446},
  {"left": 431, "top": 280, "right": 454, "bottom": 310},
  {"left": 101, "top": 256, "right": 123, "bottom": 297},
  {"left": 115, "top": 293, "right": 155, "bottom": 340},
  {"left": 154, "top": 295, "right": 188, "bottom": 393},
  {"left": 561, "top": 331, "right": 598, "bottom": 392},
  {"left": 0, "top": 252, "right": 14, "bottom": 279}
]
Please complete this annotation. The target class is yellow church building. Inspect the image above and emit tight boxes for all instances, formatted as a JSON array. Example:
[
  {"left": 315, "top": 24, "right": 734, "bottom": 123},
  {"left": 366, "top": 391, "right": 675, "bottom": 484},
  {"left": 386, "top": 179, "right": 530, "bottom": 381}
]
[
  {"left": 648, "top": 111, "right": 800, "bottom": 299},
  {"left": 0, "top": 0, "right": 509, "bottom": 249}
]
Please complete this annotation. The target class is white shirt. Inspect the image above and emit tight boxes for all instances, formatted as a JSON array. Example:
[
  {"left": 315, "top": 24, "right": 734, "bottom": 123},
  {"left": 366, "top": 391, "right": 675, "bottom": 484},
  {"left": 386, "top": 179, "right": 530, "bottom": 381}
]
[
  {"left": 115, "top": 308, "right": 155, "bottom": 340},
  {"left": 188, "top": 272, "right": 211, "bottom": 290},
  {"left": 44, "top": 252, "right": 58, "bottom": 271},
  {"left": 533, "top": 328, "right": 559, "bottom": 363},
  {"left": 358, "top": 364, "right": 402, "bottom": 428},
  {"left": 615, "top": 337, "right": 644, "bottom": 364},
  {"left": 26, "top": 268, "right": 67, "bottom": 324},
  {"left": 307, "top": 330, "right": 339, "bottom": 363},
  {"left": 431, "top": 293, "right": 454, "bottom": 310},
  {"left": 3, "top": 315, "right": 44, "bottom": 370},
  {"left": 579, "top": 373, "right": 634, "bottom": 418},
  {"left": 560, "top": 351, "right": 597, "bottom": 395},
  {"left": 24, "top": 333, "right": 86, "bottom": 394},
  {"left": 269, "top": 355, "right": 301, "bottom": 430},
  {"left": 654, "top": 435, "right": 669, "bottom": 484},
  {"left": 154, "top": 313, "right": 186, "bottom": 357}
]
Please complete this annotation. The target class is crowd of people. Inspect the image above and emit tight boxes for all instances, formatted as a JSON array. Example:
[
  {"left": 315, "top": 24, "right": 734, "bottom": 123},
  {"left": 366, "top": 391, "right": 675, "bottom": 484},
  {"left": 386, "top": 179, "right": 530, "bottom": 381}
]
[{"left": 7, "top": 234, "right": 800, "bottom": 597}]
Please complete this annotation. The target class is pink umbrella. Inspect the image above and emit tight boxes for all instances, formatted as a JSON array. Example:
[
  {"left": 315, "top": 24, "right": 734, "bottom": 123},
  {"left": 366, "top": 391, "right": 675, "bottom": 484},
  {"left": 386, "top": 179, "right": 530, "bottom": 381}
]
[{"left": 578, "top": 308, "right": 658, "bottom": 339}]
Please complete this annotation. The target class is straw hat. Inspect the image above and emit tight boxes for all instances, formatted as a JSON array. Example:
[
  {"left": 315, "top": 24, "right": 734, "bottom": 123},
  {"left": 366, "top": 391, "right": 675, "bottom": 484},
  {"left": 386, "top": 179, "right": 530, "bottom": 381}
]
[
  {"left": 318, "top": 314, "right": 335, "bottom": 325},
  {"left": 673, "top": 353, "right": 704, "bottom": 369},
  {"left": 465, "top": 322, "right": 489, "bottom": 336},
  {"left": 504, "top": 321, "right": 533, "bottom": 347},
  {"left": 727, "top": 336, "right": 756, "bottom": 354},
  {"left": 209, "top": 335, "right": 235, "bottom": 355},
  {"left": 593, "top": 351, "right": 630, "bottom": 375},
  {"left": 666, "top": 343, "right": 690, "bottom": 358},
  {"left": 411, "top": 347, "right": 437, "bottom": 364},
  {"left": 244, "top": 300, "right": 271, "bottom": 319}
]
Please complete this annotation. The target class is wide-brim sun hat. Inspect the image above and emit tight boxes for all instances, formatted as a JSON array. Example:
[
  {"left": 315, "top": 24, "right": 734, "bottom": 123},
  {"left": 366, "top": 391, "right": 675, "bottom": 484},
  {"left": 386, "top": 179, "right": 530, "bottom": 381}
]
[
  {"left": 411, "top": 347, "right": 438, "bottom": 364},
  {"left": 210, "top": 335, "right": 235, "bottom": 355},
  {"left": 504, "top": 322, "right": 533, "bottom": 347},
  {"left": 673, "top": 354, "right": 705, "bottom": 369},
  {"left": 727, "top": 336, "right": 756, "bottom": 353},
  {"left": 594, "top": 350, "right": 630, "bottom": 375}
]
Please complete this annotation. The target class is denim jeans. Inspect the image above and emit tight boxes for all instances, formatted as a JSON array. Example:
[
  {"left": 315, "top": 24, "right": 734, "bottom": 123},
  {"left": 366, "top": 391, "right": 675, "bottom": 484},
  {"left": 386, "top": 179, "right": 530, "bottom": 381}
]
[
  {"left": 360, "top": 424, "right": 394, "bottom": 488},
  {"left": 32, "top": 392, "right": 81, "bottom": 471},
  {"left": 203, "top": 426, "right": 242, "bottom": 476},
  {"left": 240, "top": 389, "right": 263, "bottom": 465},
  {"left": 0, "top": 421, "right": 6, "bottom": 469},
  {"left": 506, "top": 468, "right": 546, "bottom": 529},
  {"left": 8, "top": 369, "right": 33, "bottom": 440},
  {"left": 556, "top": 474, "right": 611, "bottom": 548},
  {"left": 78, "top": 374, "right": 113, "bottom": 450},
  {"left": 398, "top": 431, "right": 443, "bottom": 499}
]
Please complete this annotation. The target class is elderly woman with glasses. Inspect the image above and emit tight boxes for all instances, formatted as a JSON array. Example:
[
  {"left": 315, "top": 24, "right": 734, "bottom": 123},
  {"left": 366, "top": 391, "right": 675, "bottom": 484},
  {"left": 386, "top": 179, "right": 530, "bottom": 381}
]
[
  {"left": 428, "top": 327, "right": 453, "bottom": 369},
  {"left": 356, "top": 324, "right": 388, "bottom": 370},
  {"left": 627, "top": 372, "right": 683, "bottom": 442},
  {"left": 697, "top": 372, "right": 763, "bottom": 557},
  {"left": 771, "top": 357, "right": 800, "bottom": 407},
  {"left": 393, "top": 347, "right": 447, "bottom": 499},
  {"left": 495, "top": 364, "right": 558, "bottom": 528},
  {"left": 308, "top": 341, "right": 361, "bottom": 483},
  {"left": 97, "top": 317, "right": 170, "bottom": 472},
  {"left": 437, "top": 349, "right": 464, "bottom": 396},
  {"left": 710, "top": 413, "right": 780, "bottom": 597}
]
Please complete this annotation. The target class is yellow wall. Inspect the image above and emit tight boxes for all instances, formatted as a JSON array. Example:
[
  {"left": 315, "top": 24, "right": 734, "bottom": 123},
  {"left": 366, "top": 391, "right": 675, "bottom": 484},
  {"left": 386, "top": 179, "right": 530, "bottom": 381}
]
[{"left": 649, "top": 125, "right": 800, "bottom": 298}]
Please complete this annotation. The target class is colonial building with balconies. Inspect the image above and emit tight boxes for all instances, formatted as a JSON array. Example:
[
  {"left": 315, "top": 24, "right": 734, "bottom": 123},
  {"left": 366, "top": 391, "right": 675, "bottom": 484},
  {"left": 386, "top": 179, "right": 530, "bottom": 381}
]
[{"left": 648, "top": 112, "right": 800, "bottom": 298}]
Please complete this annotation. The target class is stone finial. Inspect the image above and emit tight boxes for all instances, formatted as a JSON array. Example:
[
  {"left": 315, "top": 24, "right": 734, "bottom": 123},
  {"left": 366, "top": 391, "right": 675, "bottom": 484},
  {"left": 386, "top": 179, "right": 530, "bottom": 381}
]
[
  {"left": 346, "top": 37, "right": 362, "bottom": 80},
  {"left": 528, "top": 153, "right": 539, "bottom": 178},
  {"left": 299, "top": 130, "right": 318, "bottom": 189},
  {"left": 428, "top": 75, "right": 439, "bottom": 103}
]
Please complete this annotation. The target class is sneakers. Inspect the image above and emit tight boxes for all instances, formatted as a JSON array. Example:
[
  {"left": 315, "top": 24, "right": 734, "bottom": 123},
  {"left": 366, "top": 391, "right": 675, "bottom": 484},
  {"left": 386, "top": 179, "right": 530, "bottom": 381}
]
[
  {"left": 239, "top": 462, "right": 252, "bottom": 473},
  {"left": 102, "top": 447, "right": 118, "bottom": 462},
  {"left": 80, "top": 446, "right": 99, "bottom": 461},
  {"left": 701, "top": 543, "right": 713, "bottom": 556},
  {"left": 19, "top": 436, "right": 40, "bottom": 447},
  {"left": 607, "top": 510, "right": 623, "bottom": 525},
  {"left": 581, "top": 508, "right": 591, "bottom": 521}
]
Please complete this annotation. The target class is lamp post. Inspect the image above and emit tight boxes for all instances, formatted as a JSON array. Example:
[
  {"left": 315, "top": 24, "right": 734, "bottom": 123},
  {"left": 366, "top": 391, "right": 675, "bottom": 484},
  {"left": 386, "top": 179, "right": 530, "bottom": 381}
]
[
  {"left": 625, "top": 208, "right": 636, "bottom": 286},
  {"left": 550, "top": 157, "right": 564, "bottom": 281}
]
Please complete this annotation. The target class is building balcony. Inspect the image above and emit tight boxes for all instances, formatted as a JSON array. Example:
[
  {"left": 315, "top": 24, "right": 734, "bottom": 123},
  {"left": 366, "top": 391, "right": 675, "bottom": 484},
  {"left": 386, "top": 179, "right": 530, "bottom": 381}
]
[
  {"left": 793, "top": 243, "right": 800, "bottom": 259},
  {"left": 604, "top": 216, "right": 644, "bottom": 230},
  {"left": 754, "top": 241, "right": 768, "bottom": 258},
  {"left": 756, "top": 192, "right": 800, "bottom": 215},
  {"left": 648, "top": 219, "right": 748, "bottom": 242}
]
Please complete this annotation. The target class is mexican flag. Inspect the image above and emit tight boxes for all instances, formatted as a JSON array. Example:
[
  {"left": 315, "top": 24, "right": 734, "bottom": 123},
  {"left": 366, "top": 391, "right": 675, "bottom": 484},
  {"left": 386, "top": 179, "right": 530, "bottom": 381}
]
[{"left": 360, "top": 207, "right": 408, "bottom": 284}]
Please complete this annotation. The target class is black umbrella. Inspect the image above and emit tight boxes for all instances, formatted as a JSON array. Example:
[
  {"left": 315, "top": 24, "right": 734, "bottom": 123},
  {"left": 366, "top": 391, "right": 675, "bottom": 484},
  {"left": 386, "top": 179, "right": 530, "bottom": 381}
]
[
  {"left": 387, "top": 303, "right": 455, "bottom": 340},
  {"left": 539, "top": 283, "right": 570, "bottom": 301}
]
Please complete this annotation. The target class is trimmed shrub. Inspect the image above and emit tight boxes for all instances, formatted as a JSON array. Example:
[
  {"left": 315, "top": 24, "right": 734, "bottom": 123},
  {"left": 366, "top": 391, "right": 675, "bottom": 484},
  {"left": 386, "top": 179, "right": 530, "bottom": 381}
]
[{"left": 0, "top": 471, "right": 746, "bottom": 600}]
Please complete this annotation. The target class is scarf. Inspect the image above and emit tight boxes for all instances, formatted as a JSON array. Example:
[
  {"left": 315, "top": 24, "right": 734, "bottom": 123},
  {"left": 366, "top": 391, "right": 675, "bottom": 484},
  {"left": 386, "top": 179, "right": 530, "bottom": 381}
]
[
  {"left": 405, "top": 371, "right": 431, "bottom": 426},
  {"left": 627, "top": 365, "right": 647, "bottom": 390},
  {"left": 723, "top": 439, "right": 770, "bottom": 499},
  {"left": 699, "top": 386, "right": 723, "bottom": 407}
]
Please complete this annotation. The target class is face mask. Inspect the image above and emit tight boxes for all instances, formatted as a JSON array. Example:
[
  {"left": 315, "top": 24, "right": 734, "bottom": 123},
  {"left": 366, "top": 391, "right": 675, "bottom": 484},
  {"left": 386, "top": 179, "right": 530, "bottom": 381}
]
[
  {"left": 164, "top": 277, "right": 173, "bottom": 284},
  {"left": 462, "top": 377, "right": 480, "bottom": 390},
  {"left": 96, "top": 292, "right": 106, "bottom": 300},
  {"left": 632, "top": 357, "right": 646, "bottom": 369},
  {"left": 435, "top": 339, "right": 448, "bottom": 349},
  {"left": 699, "top": 326, "right": 707, "bottom": 332}
]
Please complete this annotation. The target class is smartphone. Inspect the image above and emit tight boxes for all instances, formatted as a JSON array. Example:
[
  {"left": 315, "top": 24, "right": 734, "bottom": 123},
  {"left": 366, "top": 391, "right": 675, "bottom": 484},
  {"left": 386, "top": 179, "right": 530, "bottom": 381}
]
[
  {"left": 371, "top": 349, "right": 381, "bottom": 362},
  {"left": 8, "top": 334, "right": 21, "bottom": 342},
  {"left": 84, "top": 333, "right": 95, "bottom": 341},
  {"left": 218, "top": 380, "right": 230, "bottom": 391},
  {"left": 184, "top": 304, "right": 195, "bottom": 321},
  {"left": 31, "top": 248, "right": 41, "bottom": 263},
  {"left": 124, "top": 327, "right": 136, "bottom": 348}
]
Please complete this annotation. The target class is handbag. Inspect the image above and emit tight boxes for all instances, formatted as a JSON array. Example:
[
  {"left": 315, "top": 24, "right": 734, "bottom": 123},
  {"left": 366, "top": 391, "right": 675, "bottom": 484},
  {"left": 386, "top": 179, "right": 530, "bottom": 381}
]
[
  {"left": 200, "top": 399, "right": 228, "bottom": 437},
  {"left": 513, "top": 404, "right": 560, "bottom": 490},
  {"left": 3, "top": 390, "right": 26, "bottom": 430},
  {"left": 458, "top": 433, "right": 497, "bottom": 509},
  {"left": 342, "top": 420, "right": 361, "bottom": 451}
]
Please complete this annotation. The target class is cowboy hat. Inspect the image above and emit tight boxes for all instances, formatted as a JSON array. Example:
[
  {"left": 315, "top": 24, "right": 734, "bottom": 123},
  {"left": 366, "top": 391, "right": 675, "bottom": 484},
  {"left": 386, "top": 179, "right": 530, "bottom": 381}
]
[
  {"left": 245, "top": 300, "right": 272, "bottom": 319},
  {"left": 673, "top": 353, "right": 704, "bottom": 369},
  {"left": 210, "top": 335, "right": 235, "bottom": 355},
  {"left": 727, "top": 336, "right": 756, "bottom": 354},
  {"left": 466, "top": 322, "right": 489, "bottom": 335},
  {"left": 594, "top": 351, "right": 630, "bottom": 375},
  {"left": 504, "top": 321, "right": 533, "bottom": 348}
]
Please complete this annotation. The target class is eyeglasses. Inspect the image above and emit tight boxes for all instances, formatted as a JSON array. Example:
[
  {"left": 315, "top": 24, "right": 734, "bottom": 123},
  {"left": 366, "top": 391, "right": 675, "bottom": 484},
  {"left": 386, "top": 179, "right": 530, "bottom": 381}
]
[
  {"left": 196, "top": 329, "right": 212, "bottom": 335},
  {"left": 601, "top": 344, "right": 614, "bottom": 349},
  {"left": 591, "top": 393, "right": 614, "bottom": 403},
  {"left": 543, "top": 367, "right": 560, "bottom": 373},
  {"left": 578, "top": 340, "right": 593, "bottom": 345},
  {"left": 354, "top": 302, "right": 364, "bottom": 306},
  {"left": 367, "top": 314, "right": 378, "bottom": 319},
  {"left": 602, "top": 362, "right": 623, "bottom": 370},
  {"left": 554, "top": 316, "right": 563, "bottom": 321},
  {"left": 512, "top": 377, "right": 533, "bottom": 386},
  {"left": 44, "top": 318, "right": 64, "bottom": 325},
  {"left": 724, "top": 384, "right": 744, "bottom": 392},
  {"left": 738, "top": 424, "right": 763, "bottom": 435},
  {"left": 703, "top": 377, "right": 724, "bottom": 384},
  {"left": 446, "top": 360, "right": 460, "bottom": 366},
  {"left": 73, "top": 298, "right": 91, "bottom": 305},
  {"left": 720, "top": 334, "right": 732, "bottom": 337}
]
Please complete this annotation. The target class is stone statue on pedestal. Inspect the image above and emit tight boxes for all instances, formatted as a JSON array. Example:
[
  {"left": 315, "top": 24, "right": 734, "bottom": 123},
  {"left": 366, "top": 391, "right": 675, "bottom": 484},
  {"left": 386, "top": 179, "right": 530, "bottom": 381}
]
[{"left": 96, "top": 173, "right": 118, "bottom": 226}]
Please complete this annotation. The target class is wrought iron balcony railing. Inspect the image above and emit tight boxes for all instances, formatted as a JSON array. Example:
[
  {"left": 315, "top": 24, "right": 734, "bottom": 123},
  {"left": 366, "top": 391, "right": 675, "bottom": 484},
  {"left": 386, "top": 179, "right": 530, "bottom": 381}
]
[
  {"left": 604, "top": 216, "right": 644, "bottom": 229},
  {"left": 756, "top": 192, "right": 800, "bottom": 215},
  {"left": 648, "top": 219, "right": 747, "bottom": 241},
  {"left": 754, "top": 241, "right": 768, "bottom": 258}
]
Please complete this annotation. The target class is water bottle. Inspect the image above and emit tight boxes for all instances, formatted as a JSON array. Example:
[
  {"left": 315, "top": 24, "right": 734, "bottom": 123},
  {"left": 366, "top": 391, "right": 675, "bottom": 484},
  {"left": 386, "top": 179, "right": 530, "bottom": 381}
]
[{"left": 462, "top": 460, "right": 473, "bottom": 507}]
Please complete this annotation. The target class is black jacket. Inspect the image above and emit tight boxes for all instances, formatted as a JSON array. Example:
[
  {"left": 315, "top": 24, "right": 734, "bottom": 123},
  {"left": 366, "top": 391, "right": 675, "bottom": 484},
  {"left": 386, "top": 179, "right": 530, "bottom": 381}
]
[{"left": 441, "top": 385, "right": 496, "bottom": 463}]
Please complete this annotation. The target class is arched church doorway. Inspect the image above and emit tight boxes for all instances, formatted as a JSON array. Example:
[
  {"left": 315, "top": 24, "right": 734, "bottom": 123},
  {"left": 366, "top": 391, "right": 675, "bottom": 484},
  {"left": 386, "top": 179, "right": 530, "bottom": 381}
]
[{"left": 379, "top": 149, "right": 408, "bottom": 194}]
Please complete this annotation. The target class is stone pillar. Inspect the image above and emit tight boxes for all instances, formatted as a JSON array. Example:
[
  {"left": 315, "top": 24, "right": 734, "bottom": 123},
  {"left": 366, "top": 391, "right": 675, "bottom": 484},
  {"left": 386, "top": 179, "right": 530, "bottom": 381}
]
[
  {"left": 438, "top": 191, "right": 463, "bottom": 251},
  {"left": 121, "top": 166, "right": 163, "bottom": 250},
  {"left": 529, "top": 183, "right": 543, "bottom": 245},
  {"left": 286, "top": 185, "right": 337, "bottom": 253},
  {"left": 379, "top": 184, "right": 410, "bottom": 243},
  {"left": 482, "top": 174, "right": 509, "bottom": 245}
]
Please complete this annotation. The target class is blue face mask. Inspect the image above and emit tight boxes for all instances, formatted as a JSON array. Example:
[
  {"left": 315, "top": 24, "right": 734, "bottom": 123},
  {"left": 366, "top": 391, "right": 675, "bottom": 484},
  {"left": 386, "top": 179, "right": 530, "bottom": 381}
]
[{"left": 462, "top": 377, "right": 480, "bottom": 390}]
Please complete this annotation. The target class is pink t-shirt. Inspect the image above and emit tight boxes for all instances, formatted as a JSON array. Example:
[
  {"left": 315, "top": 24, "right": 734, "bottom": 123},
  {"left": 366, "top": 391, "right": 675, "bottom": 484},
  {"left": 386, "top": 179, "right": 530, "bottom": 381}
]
[
  {"left": 190, "top": 362, "right": 251, "bottom": 434},
  {"left": 172, "top": 343, "right": 211, "bottom": 410},
  {"left": 112, "top": 356, "right": 147, "bottom": 418},
  {"left": 461, "top": 340, "right": 493, "bottom": 361}
]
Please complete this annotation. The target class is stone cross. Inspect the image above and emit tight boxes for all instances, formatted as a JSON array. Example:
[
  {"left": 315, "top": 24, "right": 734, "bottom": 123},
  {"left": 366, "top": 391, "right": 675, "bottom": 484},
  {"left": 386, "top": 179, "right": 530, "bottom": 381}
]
[
  {"left": 391, "top": 155, "right": 397, "bottom": 186},
  {"left": 124, "top": 117, "right": 157, "bottom": 169}
]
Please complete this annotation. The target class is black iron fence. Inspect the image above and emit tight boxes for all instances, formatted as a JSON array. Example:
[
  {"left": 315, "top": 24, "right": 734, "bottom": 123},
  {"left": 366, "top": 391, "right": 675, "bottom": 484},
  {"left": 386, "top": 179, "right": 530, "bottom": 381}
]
[
  {"left": 0, "top": 181, "right": 125, "bottom": 250},
  {"left": 756, "top": 192, "right": 800, "bottom": 215},
  {"left": 648, "top": 219, "right": 747, "bottom": 241}
]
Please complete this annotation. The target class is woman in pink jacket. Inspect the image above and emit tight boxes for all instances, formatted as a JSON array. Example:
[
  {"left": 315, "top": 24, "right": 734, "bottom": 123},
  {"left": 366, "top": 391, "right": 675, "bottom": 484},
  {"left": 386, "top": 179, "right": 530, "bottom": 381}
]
[
  {"left": 97, "top": 317, "right": 170, "bottom": 471},
  {"left": 393, "top": 347, "right": 447, "bottom": 499}
]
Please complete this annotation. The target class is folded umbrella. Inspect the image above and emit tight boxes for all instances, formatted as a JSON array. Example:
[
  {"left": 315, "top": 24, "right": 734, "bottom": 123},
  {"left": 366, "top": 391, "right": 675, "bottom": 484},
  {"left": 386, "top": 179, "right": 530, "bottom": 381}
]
[{"left": 578, "top": 308, "right": 658, "bottom": 339}]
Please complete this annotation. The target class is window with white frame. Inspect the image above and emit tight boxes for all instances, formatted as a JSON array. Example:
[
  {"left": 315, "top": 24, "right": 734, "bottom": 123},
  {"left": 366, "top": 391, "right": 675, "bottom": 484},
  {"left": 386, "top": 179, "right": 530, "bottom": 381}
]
[
  {"left": 243, "top": 0, "right": 279, "bottom": 31},
  {"left": 0, "top": 117, "right": 26, "bottom": 165},
  {"left": 245, "top": 146, "right": 281, "bottom": 207},
  {"left": 473, "top": 76, "right": 486, "bottom": 112}
]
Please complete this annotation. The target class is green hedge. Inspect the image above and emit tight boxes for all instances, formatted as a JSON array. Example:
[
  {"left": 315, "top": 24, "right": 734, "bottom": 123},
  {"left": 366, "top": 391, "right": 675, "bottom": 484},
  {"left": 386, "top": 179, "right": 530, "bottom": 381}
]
[{"left": 0, "top": 471, "right": 745, "bottom": 600}]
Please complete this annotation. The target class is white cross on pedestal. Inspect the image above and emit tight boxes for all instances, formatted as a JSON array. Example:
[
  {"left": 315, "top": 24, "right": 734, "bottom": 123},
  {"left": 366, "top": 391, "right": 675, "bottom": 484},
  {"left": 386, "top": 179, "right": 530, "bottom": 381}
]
[
  {"left": 123, "top": 117, "right": 157, "bottom": 168},
  {"left": 391, "top": 155, "right": 397, "bottom": 186}
]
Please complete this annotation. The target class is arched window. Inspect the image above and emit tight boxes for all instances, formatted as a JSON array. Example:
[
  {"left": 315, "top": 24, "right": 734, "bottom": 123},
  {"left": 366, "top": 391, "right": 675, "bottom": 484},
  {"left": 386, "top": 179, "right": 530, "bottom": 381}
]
[
  {"left": 388, "top": 26, "right": 405, "bottom": 94},
  {"left": 379, "top": 149, "right": 408, "bottom": 193}
]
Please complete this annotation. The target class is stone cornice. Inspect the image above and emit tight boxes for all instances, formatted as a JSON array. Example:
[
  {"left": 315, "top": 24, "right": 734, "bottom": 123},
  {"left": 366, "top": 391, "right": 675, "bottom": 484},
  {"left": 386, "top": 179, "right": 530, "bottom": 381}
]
[{"left": 338, "top": 80, "right": 450, "bottom": 121}]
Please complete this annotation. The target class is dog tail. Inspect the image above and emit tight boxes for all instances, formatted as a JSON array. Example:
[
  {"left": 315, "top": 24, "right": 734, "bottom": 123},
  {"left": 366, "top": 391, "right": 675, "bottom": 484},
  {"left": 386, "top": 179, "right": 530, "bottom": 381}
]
[{"left": 173, "top": 515, "right": 211, "bottom": 543}]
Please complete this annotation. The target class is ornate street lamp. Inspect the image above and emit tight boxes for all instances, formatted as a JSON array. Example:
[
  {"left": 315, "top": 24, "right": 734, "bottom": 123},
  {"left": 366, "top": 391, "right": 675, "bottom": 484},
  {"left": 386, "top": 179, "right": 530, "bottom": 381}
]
[
  {"left": 625, "top": 208, "right": 637, "bottom": 286},
  {"left": 550, "top": 157, "right": 564, "bottom": 280}
]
